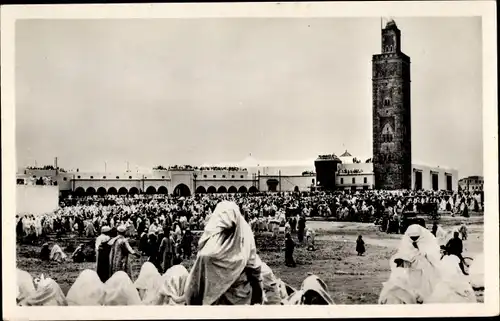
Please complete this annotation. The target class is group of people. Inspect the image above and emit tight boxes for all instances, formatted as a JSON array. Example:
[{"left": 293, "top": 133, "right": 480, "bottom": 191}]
[
  {"left": 378, "top": 223, "right": 483, "bottom": 304},
  {"left": 17, "top": 201, "right": 335, "bottom": 306}
]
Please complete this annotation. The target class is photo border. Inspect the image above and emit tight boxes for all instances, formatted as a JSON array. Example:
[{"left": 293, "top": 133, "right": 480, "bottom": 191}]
[{"left": 2, "top": 1, "right": 498, "bottom": 319}]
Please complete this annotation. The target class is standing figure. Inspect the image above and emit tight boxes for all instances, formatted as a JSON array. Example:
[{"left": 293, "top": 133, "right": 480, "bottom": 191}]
[
  {"left": 96, "top": 226, "right": 111, "bottom": 282},
  {"left": 159, "top": 228, "right": 175, "bottom": 273},
  {"left": 297, "top": 216, "right": 306, "bottom": 243},
  {"left": 108, "top": 225, "right": 140, "bottom": 279},
  {"left": 356, "top": 235, "right": 366, "bottom": 256},
  {"left": 182, "top": 228, "right": 193, "bottom": 259},
  {"left": 285, "top": 233, "right": 296, "bottom": 267}
]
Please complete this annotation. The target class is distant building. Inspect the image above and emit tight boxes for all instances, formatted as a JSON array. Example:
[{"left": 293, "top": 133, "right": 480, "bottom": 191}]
[{"left": 458, "top": 176, "right": 484, "bottom": 192}]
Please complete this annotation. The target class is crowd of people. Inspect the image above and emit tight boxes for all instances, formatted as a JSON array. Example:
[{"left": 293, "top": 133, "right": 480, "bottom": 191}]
[
  {"left": 15, "top": 189, "right": 484, "bottom": 306},
  {"left": 16, "top": 198, "right": 484, "bottom": 306}
]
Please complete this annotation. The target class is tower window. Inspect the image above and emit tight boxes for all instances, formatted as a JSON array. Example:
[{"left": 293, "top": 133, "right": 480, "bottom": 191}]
[
  {"left": 77, "top": 176, "right": 81, "bottom": 179},
  {"left": 116, "top": 176, "right": 120, "bottom": 179},
  {"left": 213, "top": 175, "right": 216, "bottom": 178},
  {"left": 352, "top": 177, "right": 356, "bottom": 184},
  {"left": 240, "top": 175, "right": 244, "bottom": 178},
  {"left": 90, "top": 176, "right": 94, "bottom": 179},
  {"left": 232, "top": 175, "right": 235, "bottom": 178},
  {"left": 340, "top": 178, "right": 344, "bottom": 184},
  {"left": 384, "top": 99, "right": 391, "bottom": 106},
  {"left": 129, "top": 176, "right": 132, "bottom": 179},
  {"left": 364, "top": 177, "right": 367, "bottom": 184},
  {"left": 63, "top": 177, "right": 67, "bottom": 181},
  {"left": 103, "top": 176, "right": 106, "bottom": 179},
  {"left": 203, "top": 175, "right": 207, "bottom": 178},
  {"left": 222, "top": 175, "right": 226, "bottom": 178}
]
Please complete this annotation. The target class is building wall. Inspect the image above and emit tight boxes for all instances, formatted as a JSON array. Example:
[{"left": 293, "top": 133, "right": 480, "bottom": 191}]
[
  {"left": 337, "top": 163, "right": 375, "bottom": 190},
  {"left": 458, "top": 176, "right": 484, "bottom": 192},
  {"left": 17, "top": 185, "right": 59, "bottom": 215},
  {"left": 258, "top": 175, "right": 315, "bottom": 192},
  {"left": 372, "top": 23, "right": 412, "bottom": 190},
  {"left": 411, "top": 164, "right": 458, "bottom": 191}
]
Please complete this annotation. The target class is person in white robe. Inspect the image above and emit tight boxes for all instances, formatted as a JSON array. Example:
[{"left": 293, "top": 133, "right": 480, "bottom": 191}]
[
  {"left": 17, "top": 269, "right": 36, "bottom": 305},
  {"left": 102, "top": 271, "right": 142, "bottom": 306},
  {"left": 134, "top": 262, "right": 161, "bottom": 300},
  {"left": 184, "top": 201, "right": 263, "bottom": 305},
  {"left": 426, "top": 255, "right": 477, "bottom": 303},
  {"left": 260, "top": 260, "right": 282, "bottom": 305},
  {"left": 378, "top": 256, "right": 421, "bottom": 304},
  {"left": 21, "top": 275, "right": 67, "bottom": 306},
  {"left": 282, "top": 275, "right": 334, "bottom": 305},
  {"left": 49, "top": 244, "right": 67, "bottom": 263},
  {"left": 391, "top": 224, "right": 442, "bottom": 303},
  {"left": 66, "top": 270, "right": 105, "bottom": 306},
  {"left": 149, "top": 264, "right": 190, "bottom": 305},
  {"left": 468, "top": 253, "right": 484, "bottom": 290}
]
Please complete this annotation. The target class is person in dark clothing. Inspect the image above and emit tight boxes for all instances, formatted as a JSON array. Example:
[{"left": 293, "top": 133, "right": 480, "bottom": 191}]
[
  {"left": 431, "top": 222, "right": 438, "bottom": 237},
  {"left": 72, "top": 244, "right": 85, "bottom": 263},
  {"left": 16, "top": 216, "right": 23, "bottom": 240},
  {"left": 290, "top": 216, "right": 297, "bottom": 233},
  {"left": 297, "top": 216, "right": 306, "bottom": 243},
  {"left": 146, "top": 233, "right": 159, "bottom": 268},
  {"left": 40, "top": 243, "right": 50, "bottom": 261},
  {"left": 182, "top": 228, "right": 193, "bottom": 259},
  {"left": 138, "top": 232, "right": 148, "bottom": 255},
  {"left": 356, "top": 235, "right": 365, "bottom": 256},
  {"left": 285, "top": 233, "right": 296, "bottom": 267},
  {"left": 445, "top": 231, "right": 468, "bottom": 275}
]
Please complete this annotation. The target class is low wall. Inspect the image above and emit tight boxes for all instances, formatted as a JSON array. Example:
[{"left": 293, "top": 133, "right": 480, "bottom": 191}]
[{"left": 16, "top": 185, "right": 59, "bottom": 215}]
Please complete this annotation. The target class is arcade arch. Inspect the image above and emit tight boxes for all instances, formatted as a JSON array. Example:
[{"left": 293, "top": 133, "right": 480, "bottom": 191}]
[
  {"left": 217, "top": 186, "right": 227, "bottom": 193},
  {"left": 238, "top": 186, "right": 248, "bottom": 193},
  {"left": 207, "top": 186, "right": 216, "bottom": 193},
  {"left": 97, "top": 187, "right": 107, "bottom": 195},
  {"left": 118, "top": 187, "right": 128, "bottom": 195},
  {"left": 248, "top": 186, "right": 258, "bottom": 193},
  {"left": 129, "top": 187, "right": 139, "bottom": 195},
  {"left": 196, "top": 186, "right": 207, "bottom": 194},
  {"left": 158, "top": 186, "right": 168, "bottom": 194},
  {"left": 86, "top": 187, "right": 96, "bottom": 195},
  {"left": 173, "top": 184, "right": 191, "bottom": 197},
  {"left": 146, "top": 186, "right": 157, "bottom": 194},
  {"left": 228, "top": 186, "right": 237, "bottom": 193},
  {"left": 108, "top": 187, "right": 117, "bottom": 195}
]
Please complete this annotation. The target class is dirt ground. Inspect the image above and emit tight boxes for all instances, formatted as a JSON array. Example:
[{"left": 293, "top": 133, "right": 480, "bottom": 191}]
[{"left": 16, "top": 214, "right": 484, "bottom": 304}]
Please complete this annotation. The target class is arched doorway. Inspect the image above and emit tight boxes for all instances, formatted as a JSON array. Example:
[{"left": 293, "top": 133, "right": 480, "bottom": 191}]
[
  {"left": 207, "top": 186, "right": 216, "bottom": 193},
  {"left": 217, "top": 186, "right": 228, "bottom": 193},
  {"left": 97, "top": 187, "right": 107, "bottom": 196},
  {"left": 74, "top": 187, "right": 85, "bottom": 196},
  {"left": 146, "top": 186, "right": 157, "bottom": 194},
  {"left": 108, "top": 187, "right": 117, "bottom": 195},
  {"left": 238, "top": 186, "right": 248, "bottom": 193},
  {"left": 86, "top": 187, "right": 96, "bottom": 195},
  {"left": 196, "top": 186, "right": 207, "bottom": 194},
  {"left": 157, "top": 186, "right": 168, "bottom": 194},
  {"left": 129, "top": 187, "right": 139, "bottom": 195},
  {"left": 294, "top": 186, "right": 300, "bottom": 192},
  {"left": 173, "top": 184, "right": 191, "bottom": 197},
  {"left": 248, "top": 186, "right": 258, "bottom": 193},
  {"left": 266, "top": 179, "right": 279, "bottom": 192},
  {"left": 118, "top": 187, "right": 128, "bottom": 195},
  {"left": 228, "top": 186, "right": 237, "bottom": 193}
]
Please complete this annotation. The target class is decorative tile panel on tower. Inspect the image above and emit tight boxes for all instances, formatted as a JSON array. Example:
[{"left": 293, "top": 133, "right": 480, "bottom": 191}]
[{"left": 372, "top": 19, "right": 412, "bottom": 190}]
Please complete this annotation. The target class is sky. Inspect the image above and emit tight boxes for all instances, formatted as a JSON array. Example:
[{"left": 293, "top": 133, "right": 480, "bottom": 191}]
[{"left": 15, "top": 17, "right": 483, "bottom": 177}]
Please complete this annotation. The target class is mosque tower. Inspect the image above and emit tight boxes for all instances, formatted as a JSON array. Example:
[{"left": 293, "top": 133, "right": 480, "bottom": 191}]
[{"left": 372, "top": 19, "right": 412, "bottom": 190}]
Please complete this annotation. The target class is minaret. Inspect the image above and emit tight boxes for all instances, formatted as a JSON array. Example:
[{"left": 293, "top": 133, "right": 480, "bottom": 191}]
[{"left": 372, "top": 19, "right": 412, "bottom": 190}]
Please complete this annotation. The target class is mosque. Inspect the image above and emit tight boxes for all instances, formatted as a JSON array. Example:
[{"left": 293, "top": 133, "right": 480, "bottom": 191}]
[{"left": 16, "top": 19, "right": 459, "bottom": 201}]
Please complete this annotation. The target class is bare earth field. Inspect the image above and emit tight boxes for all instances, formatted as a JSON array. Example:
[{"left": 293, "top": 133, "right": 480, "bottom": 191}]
[{"left": 16, "top": 214, "right": 484, "bottom": 304}]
